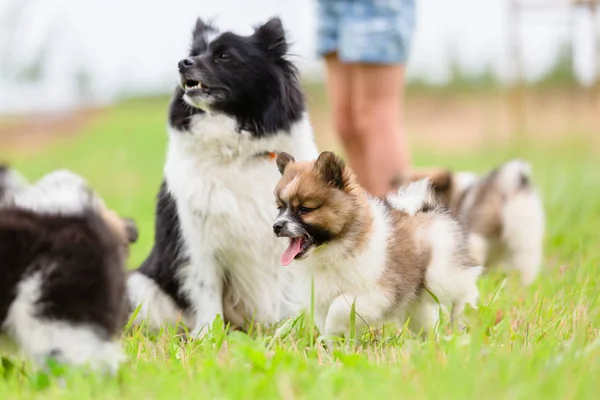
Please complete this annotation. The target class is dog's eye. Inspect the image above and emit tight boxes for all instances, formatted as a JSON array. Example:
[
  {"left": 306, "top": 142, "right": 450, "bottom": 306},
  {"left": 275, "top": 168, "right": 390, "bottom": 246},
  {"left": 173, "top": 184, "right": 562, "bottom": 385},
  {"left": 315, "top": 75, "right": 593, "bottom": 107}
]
[
  {"left": 218, "top": 52, "right": 230, "bottom": 61},
  {"left": 298, "top": 206, "right": 313, "bottom": 215}
]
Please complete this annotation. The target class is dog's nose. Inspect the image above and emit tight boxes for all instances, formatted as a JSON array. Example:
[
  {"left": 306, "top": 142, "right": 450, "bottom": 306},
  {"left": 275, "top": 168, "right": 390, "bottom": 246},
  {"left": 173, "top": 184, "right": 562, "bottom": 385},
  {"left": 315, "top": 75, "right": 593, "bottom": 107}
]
[
  {"left": 178, "top": 58, "right": 195, "bottom": 72},
  {"left": 273, "top": 220, "right": 287, "bottom": 235}
]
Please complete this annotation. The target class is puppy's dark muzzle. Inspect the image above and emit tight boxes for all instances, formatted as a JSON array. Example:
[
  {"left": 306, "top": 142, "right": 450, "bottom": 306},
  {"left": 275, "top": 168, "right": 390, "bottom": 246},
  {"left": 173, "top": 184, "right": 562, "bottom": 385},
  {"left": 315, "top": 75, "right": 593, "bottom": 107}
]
[
  {"left": 273, "top": 220, "right": 288, "bottom": 237},
  {"left": 122, "top": 218, "right": 139, "bottom": 244}
]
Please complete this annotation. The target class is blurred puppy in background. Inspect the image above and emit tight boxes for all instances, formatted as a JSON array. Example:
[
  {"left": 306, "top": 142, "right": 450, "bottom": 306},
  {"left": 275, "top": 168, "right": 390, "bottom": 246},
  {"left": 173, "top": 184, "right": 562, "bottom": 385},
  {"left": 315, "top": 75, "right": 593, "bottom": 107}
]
[
  {"left": 398, "top": 159, "right": 545, "bottom": 285},
  {"left": 0, "top": 168, "right": 137, "bottom": 373},
  {"left": 273, "top": 151, "right": 482, "bottom": 338}
]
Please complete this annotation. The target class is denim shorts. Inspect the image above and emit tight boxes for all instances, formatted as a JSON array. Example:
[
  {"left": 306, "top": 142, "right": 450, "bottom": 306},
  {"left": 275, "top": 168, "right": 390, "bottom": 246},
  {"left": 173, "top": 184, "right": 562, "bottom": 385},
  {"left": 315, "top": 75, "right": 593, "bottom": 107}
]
[{"left": 316, "top": 0, "right": 416, "bottom": 64}]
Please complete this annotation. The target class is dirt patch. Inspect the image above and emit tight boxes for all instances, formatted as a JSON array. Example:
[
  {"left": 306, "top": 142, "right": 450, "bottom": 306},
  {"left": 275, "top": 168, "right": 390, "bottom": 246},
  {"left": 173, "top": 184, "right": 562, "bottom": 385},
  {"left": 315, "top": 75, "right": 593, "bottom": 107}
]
[
  {"left": 0, "top": 108, "right": 102, "bottom": 154},
  {"left": 1, "top": 88, "right": 598, "bottom": 156}
]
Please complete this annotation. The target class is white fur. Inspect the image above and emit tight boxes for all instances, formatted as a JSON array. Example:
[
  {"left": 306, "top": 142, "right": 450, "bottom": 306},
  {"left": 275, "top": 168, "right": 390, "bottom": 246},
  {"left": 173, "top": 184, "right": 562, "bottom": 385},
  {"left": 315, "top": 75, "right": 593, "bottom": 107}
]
[
  {"left": 150, "top": 111, "right": 318, "bottom": 336},
  {"left": 386, "top": 178, "right": 432, "bottom": 215},
  {"left": 497, "top": 159, "right": 531, "bottom": 194},
  {"left": 500, "top": 191, "right": 545, "bottom": 285},
  {"left": 127, "top": 272, "right": 192, "bottom": 329},
  {"left": 418, "top": 218, "right": 483, "bottom": 324},
  {"left": 496, "top": 160, "right": 545, "bottom": 284},
  {"left": 293, "top": 185, "right": 482, "bottom": 338},
  {"left": 293, "top": 199, "right": 392, "bottom": 336},
  {"left": 11, "top": 169, "right": 95, "bottom": 215},
  {"left": 459, "top": 160, "right": 545, "bottom": 285},
  {"left": 2, "top": 273, "right": 123, "bottom": 374},
  {"left": 454, "top": 172, "right": 478, "bottom": 193},
  {"left": 0, "top": 167, "right": 29, "bottom": 205}
]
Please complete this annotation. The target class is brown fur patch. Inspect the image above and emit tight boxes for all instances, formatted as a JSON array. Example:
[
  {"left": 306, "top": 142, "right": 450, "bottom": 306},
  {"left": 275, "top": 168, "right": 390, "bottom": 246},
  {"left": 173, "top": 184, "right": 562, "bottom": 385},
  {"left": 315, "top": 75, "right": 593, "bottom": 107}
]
[
  {"left": 402, "top": 167, "right": 503, "bottom": 239},
  {"left": 395, "top": 167, "right": 455, "bottom": 209},
  {"left": 276, "top": 152, "right": 456, "bottom": 311},
  {"left": 98, "top": 205, "right": 138, "bottom": 261},
  {"left": 459, "top": 171, "right": 503, "bottom": 237},
  {"left": 275, "top": 152, "right": 373, "bottom": 254},
  {"left": 378, "top": 207, "right": 433, "bottom": 308}
]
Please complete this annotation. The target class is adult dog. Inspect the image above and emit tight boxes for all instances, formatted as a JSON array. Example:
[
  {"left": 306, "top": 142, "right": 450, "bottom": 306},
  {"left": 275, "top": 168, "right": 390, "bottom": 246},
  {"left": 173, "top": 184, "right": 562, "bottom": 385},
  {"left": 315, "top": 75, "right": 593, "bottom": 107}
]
[{"left": 127, "top": 17, "right": 318, "bottom": 336}]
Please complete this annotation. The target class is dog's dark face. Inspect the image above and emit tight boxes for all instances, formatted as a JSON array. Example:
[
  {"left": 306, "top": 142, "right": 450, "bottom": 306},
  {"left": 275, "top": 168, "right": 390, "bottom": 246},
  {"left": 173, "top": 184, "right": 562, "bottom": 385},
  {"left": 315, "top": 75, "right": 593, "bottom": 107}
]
[
  {"left": 273, "top": 152, "right": 363, "bottom": 266},
  {"left": 174, "top": 17, "right": 304, "bottom": 136}
]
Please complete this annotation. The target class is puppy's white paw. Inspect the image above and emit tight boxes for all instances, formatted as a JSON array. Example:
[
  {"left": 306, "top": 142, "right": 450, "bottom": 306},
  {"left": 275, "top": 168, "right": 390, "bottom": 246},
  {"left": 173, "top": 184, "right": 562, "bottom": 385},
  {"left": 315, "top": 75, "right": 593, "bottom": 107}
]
[{"left": 324, "top": 297, "right": 352, "bottom": 338}]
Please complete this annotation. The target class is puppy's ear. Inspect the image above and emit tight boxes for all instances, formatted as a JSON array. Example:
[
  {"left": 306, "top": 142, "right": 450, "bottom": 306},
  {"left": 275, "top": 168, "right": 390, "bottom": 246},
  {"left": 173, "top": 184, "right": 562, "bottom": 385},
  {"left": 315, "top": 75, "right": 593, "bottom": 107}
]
[
  {"left": 254, "top": 17, "right": 287, "bottom": 57},
  {"left": 390, "top": 170, "right": 411, "bottom": 189},
  {"left": 190, "top": 18, "right": 217, "bottom": 56},
  {"left": 276, "top": 152, "right": 295, "bottom": 175},
  {"left": 315, "top": 151, "right": 348, "bottom": 190},
  {"left": 429, "top": 169, "right": 453, "bottom": 192}
]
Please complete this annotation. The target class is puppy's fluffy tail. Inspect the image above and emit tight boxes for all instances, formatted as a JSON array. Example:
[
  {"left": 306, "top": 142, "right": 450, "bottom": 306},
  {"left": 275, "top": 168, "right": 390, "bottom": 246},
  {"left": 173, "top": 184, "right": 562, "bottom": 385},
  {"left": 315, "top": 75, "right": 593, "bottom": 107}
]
[
  {"left": 496, "top": 159, "right": 534, "bottom": 194},
  {"left": 386, "top": 178, "right": 435, "bottom": 216}
]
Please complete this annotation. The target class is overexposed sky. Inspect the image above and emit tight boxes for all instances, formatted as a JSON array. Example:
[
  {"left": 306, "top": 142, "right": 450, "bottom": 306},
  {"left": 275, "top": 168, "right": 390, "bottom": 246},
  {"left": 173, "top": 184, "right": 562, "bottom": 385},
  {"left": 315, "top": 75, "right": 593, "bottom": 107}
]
[{"left": 0, "top": 0, "right": 598, "bottom": 113}]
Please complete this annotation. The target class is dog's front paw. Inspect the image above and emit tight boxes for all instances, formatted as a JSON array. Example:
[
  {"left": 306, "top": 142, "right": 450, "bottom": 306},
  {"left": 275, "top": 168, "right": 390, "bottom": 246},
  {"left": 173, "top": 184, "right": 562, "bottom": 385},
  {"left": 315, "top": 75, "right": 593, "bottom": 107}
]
[{"left": 324, "top": 297, "right": 352, "bottom": 338}]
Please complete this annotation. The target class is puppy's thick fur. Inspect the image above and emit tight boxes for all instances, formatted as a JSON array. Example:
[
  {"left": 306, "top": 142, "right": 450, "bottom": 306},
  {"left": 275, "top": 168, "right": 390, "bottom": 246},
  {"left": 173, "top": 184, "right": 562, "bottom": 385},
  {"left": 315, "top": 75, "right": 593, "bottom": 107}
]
[
  {"left": 127, "top": 17, "right": 318, "bottom": 336},
  {"left": 0, "top": 164, "right": 28, "bottom": 205},
  {"left": 0, "top": 169, "right": 136, "bottom": 373},
  {"left": 273, "top": 152, "right": 482, "bottom": 337},
  {"left": 402, "top": 159, "right": 545, "bottom": 285}
]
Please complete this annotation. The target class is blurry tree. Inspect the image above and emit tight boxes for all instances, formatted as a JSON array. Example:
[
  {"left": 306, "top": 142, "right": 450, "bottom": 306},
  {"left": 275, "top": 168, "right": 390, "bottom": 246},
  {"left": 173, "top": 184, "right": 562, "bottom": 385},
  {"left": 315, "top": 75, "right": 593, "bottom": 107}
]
[{"left": 0, "top": 0, "right": 51, "bottom": 83}]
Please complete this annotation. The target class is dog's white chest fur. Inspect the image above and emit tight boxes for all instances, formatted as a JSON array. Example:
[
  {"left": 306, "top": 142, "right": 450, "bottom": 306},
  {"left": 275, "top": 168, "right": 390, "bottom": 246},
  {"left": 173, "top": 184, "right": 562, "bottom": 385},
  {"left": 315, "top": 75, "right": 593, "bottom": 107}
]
[
  {"left": 165, "top": 112, "right": 318, "bottom": 332},
  {"left": 293, "top": 200, "right": 391, "bottom": 332}
]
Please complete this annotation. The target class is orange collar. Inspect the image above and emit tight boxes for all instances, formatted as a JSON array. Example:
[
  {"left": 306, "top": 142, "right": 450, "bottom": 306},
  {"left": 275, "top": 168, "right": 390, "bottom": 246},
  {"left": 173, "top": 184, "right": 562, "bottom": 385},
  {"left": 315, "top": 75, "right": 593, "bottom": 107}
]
[{"left": 255, "top": 151, "right": 277, "bottom": 161}]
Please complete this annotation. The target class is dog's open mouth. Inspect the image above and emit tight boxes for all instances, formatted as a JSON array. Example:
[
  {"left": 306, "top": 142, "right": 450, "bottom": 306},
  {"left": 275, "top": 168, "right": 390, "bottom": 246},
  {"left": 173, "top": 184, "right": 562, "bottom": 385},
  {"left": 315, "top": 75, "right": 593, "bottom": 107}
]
[
  {"left": 281, "top": 236, "right": 312, "bottom": 266},
  {"left": 183, "top": 79, "right": 209, "bottom": 92}
]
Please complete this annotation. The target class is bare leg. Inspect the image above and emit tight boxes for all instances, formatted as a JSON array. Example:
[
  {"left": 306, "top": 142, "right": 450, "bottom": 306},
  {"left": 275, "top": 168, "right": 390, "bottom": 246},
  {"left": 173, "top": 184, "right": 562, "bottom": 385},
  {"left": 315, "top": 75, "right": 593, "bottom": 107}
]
[
  {"left": 324, "top": 53, "right": 368, "bottom": 185},
  {"left": 351, "top": 63, "right": 410, "bottom": 197}
]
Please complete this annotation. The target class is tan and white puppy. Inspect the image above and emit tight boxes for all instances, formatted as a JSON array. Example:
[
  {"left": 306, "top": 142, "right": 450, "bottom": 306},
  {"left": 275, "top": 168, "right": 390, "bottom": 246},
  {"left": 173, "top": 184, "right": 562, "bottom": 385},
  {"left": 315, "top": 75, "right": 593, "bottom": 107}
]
[
  {"left": 401, "top": 159, "right": 545, "bottom": 286},
  {"left": 272, "top": 151, "right": 482, "bottom": 338}
]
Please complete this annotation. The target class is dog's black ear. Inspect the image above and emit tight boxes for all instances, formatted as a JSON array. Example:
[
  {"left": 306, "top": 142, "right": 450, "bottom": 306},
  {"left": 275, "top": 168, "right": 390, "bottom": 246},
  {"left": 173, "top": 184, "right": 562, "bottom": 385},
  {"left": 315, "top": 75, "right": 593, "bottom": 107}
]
[
  {"left": 315, "top": 151, "right": 348, "bottom": 190},
  {"left": 276, "top": 152, "right": 295, "bottom": 175},
  {"left": 190, "top": 18, "right": 217, "bottom": 56},
  {"left": 254, "top": 17, "right": 287, "bottom": 57}
]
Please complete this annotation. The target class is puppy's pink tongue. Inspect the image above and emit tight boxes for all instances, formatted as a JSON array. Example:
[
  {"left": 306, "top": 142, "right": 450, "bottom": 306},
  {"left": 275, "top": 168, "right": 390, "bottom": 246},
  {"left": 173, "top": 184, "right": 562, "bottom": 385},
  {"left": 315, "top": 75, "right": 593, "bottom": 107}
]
[{"left": 281, "top": 238, "right": 302, "bottom": 266}]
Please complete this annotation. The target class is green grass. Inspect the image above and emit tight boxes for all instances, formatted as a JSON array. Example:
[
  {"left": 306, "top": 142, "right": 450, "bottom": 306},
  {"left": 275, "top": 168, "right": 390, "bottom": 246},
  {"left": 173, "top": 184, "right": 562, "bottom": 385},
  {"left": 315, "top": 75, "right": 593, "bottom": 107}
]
[{"left": 1, "top": 94, "right": 600, "bottom": 399}]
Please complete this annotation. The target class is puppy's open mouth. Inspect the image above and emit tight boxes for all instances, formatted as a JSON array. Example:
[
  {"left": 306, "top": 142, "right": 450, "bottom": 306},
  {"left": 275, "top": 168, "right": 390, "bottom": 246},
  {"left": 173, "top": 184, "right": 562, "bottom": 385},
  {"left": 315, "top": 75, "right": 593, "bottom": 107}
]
[{"left": 281, "top": 236, "right": 312, "bottom": 267}]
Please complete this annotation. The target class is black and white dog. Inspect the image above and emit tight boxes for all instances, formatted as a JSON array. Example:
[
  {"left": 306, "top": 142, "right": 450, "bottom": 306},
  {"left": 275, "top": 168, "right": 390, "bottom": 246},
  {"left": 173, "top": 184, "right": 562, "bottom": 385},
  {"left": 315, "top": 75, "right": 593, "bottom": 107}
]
[
  {"left": 127, "top": 17, "right": 318, "bottom": 336},
  {"left": 0, "top": 167, "right": 137, "bottom": 373}
]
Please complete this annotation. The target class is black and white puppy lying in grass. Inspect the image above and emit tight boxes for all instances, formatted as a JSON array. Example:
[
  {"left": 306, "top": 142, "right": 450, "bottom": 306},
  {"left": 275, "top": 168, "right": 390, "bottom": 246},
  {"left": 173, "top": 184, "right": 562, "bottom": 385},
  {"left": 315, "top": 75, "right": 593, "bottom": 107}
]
[{"left": 0, "top": 166, "right": 137, "bottom": 373}]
